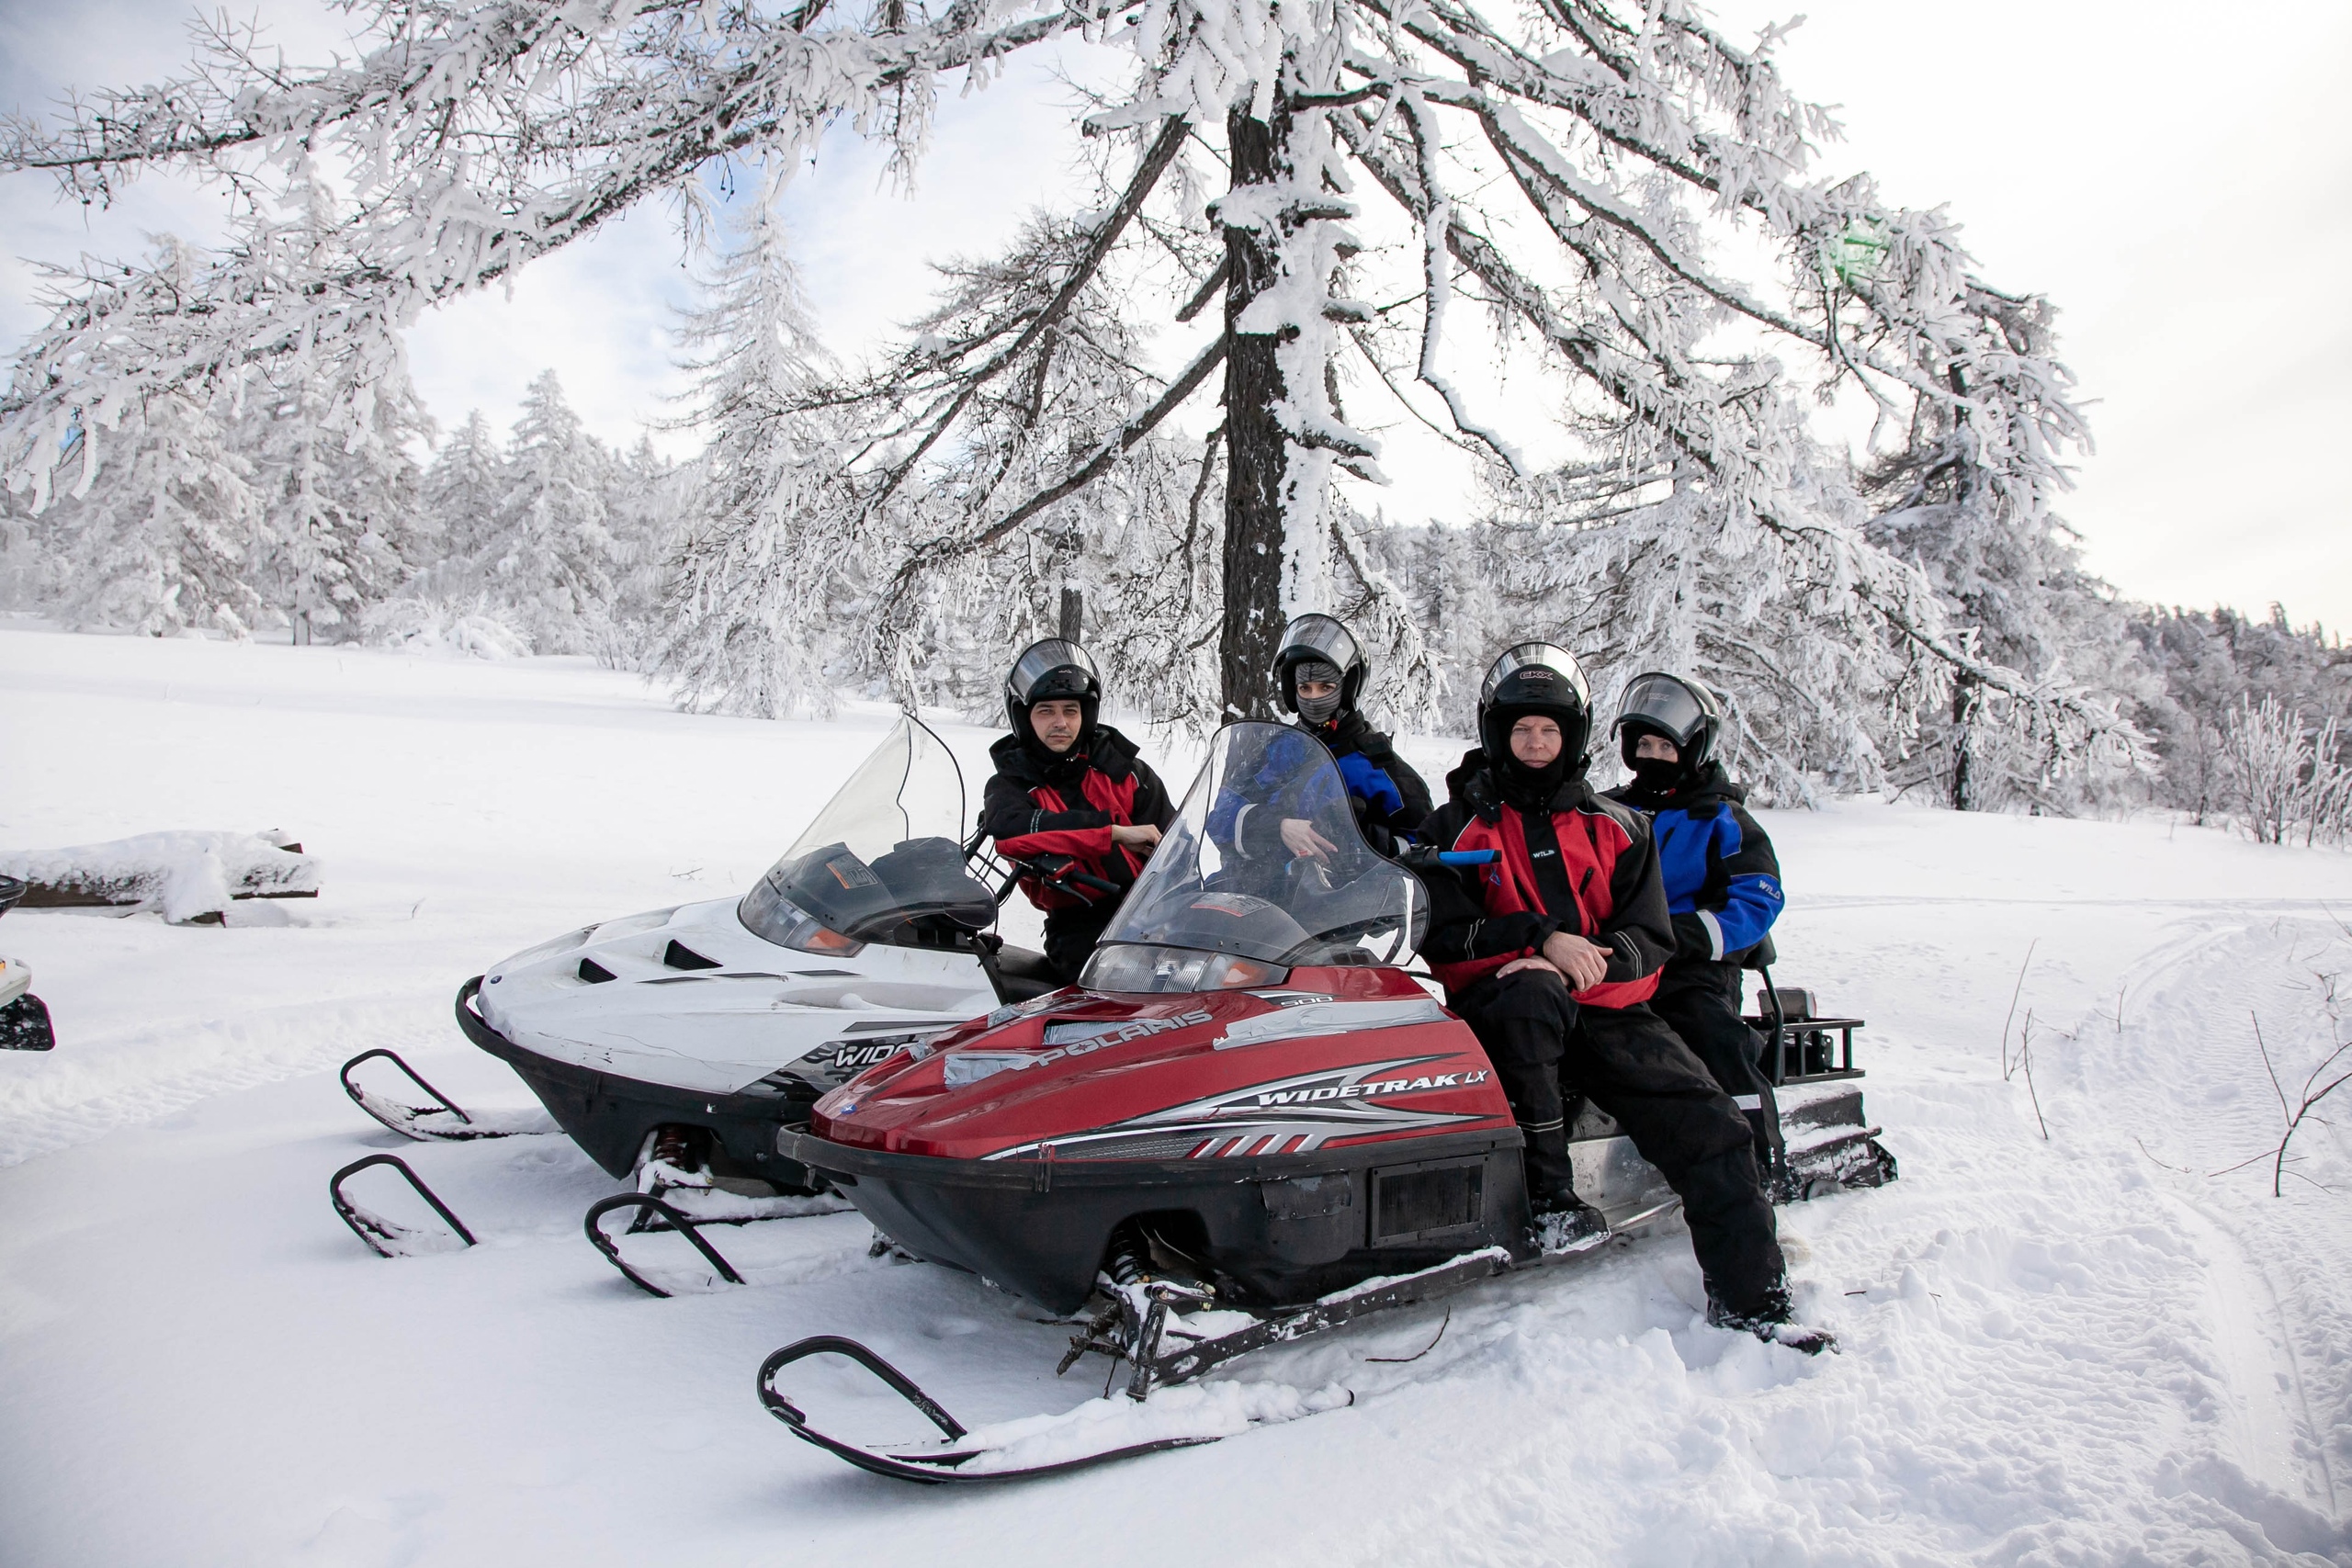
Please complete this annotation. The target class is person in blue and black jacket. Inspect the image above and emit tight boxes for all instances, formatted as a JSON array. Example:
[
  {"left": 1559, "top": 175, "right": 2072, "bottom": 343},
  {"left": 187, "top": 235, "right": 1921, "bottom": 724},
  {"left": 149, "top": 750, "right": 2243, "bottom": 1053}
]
[
  {"left": 1604, "top": 671, "right": 1790, "bottom": 1194},
  {"left": 1207, "top": 615, "right": 1432, "bottom": 863}
]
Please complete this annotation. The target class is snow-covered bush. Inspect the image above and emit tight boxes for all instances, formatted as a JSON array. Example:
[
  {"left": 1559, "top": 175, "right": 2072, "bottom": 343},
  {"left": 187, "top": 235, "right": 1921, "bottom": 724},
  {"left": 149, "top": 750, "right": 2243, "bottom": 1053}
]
[
  {"left": 2222, "top": 696, "right": 2352, "bottom": 847},
  {"left": 360, "top": 594, "right": 533, "bottom": 660}
]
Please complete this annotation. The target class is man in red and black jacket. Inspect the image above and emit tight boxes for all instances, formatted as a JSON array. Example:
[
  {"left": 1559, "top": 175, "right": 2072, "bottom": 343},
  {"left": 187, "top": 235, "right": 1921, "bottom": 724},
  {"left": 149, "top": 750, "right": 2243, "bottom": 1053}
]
[
  {"left": 1419, "top": 644, "right": 1812, "bottom": 1346},
  {"left": 979, "top": 639, "right": 1176, "bottom": 985}
]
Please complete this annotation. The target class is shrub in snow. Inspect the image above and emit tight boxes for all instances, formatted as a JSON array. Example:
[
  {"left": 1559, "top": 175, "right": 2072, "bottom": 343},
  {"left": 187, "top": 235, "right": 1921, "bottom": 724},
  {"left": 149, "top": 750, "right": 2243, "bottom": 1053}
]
[
  {"left": 2222, "top": 696, "right": 2352, "bottom": 848},
  {"left": 361, "top": 595, "right": 533, "bottom": 660}
]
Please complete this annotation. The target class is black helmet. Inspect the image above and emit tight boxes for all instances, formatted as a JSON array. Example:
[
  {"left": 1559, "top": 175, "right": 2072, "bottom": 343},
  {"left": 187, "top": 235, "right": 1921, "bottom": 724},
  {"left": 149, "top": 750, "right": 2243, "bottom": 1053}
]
[
  {"left": 1005, "top": 638, "right": 1102, "bottom": 747},
  {"left": 1612, "top": 671, "right": 1722, "bottom": 773},
  {"left": 1272, "top": 613, "right": 1366, "bottom": 725},
  {"left": 1477, "top": 643, "right": 1594, "bottom": 778}
]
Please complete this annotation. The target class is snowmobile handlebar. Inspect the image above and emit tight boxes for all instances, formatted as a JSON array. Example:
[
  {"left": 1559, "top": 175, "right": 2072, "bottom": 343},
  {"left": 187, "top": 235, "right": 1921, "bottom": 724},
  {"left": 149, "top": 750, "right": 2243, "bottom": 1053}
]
[
  {"left": 996, "top": 852, "right": 1123, "bottom": 901},
  {"left": 1395, "top": 846, "right": 1498, "bottom": 870}
]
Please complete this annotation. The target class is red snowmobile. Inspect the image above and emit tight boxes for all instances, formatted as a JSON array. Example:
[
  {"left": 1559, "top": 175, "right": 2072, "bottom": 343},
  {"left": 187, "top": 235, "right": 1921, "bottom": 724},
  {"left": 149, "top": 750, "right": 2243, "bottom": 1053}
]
[{"left": 762, "top": 721, "right": 1892, "bottom": 1480}]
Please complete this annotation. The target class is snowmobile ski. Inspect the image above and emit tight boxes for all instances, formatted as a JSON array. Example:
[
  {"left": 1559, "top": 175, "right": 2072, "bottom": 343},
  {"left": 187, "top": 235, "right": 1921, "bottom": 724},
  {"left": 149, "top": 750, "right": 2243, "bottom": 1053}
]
[
  {"left": 757, "top": 1336, "right": 1269, "bottom": 1483},
  {"left": 340, "top": 1048, "right": 553, "bottom": 1141},
  {"left": 761, "top": 1202, "right": 1679, "bottom": 1483},
  {"left": 583, "top": 1193, "right": 746, "bottom": 1297},
  {"left": 330, "top": 1154, "right": 477, "bottom": 1258}
]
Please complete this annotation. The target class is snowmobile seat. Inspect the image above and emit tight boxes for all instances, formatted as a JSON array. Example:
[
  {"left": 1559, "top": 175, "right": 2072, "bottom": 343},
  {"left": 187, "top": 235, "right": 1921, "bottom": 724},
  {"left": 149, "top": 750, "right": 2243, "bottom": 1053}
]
[{"left": 990, "top": 942, "right": 1061, "bottom": 1003}]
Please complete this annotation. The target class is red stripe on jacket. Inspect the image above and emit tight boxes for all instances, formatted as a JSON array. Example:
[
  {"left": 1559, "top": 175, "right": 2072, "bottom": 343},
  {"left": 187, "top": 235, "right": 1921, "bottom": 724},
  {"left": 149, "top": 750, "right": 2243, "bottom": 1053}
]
[
  {"left": 1430, "top": 804, "right": 1661, "bottom": 1010},
  {"left": 995, "top": 771, "right": 1145, "bottom": 912}
]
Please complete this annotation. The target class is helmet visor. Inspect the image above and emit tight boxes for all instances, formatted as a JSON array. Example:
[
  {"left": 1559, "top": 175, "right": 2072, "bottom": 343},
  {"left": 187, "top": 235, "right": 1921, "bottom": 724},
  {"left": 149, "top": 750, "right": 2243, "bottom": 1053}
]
[
  {"left": 1007, "top": 639, "right": 1100, "bottom": 705},
  {"left": 1614, "top": 672, "right": 1709, "bottom": 748},
  {"left": 1277, "top": 615, "right": 1362, "bottom": 675},
  {"left": 1479, "top": 643, "right": 1590, "bottom": 711}
]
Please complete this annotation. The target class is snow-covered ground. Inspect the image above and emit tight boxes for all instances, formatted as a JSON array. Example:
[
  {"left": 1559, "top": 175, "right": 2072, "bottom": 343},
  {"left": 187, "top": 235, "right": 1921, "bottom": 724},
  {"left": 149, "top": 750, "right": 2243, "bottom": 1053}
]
[{"left": 3, "top": 626, "right": 2348, "bottom": 1566}]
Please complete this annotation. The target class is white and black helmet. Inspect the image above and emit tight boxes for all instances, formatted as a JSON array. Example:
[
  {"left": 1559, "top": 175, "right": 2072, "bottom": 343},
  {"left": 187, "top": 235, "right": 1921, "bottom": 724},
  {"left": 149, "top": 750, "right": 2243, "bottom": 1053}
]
[
  {"left": 1005, "top": 638, "right": 1102, "bottom": 737},
  {"left": 1477, "top": 643, "right": 1594, "bottom": 771},
  {"left": 1272, "top": 614, "right": 1368, "bottom": 725},
  {"left": 1612, "top": 671, "right": 1723, "bottom": 772}
]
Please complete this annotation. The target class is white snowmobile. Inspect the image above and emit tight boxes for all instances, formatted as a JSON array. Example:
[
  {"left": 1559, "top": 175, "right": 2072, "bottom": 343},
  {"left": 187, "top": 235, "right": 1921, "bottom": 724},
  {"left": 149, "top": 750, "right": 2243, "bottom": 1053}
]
[
  {"left": 333, "top": 716, "right": 1073, "bottom": 1285},
  {"left": 0, "top": 874, "right": 57, "bottom": 1051}
]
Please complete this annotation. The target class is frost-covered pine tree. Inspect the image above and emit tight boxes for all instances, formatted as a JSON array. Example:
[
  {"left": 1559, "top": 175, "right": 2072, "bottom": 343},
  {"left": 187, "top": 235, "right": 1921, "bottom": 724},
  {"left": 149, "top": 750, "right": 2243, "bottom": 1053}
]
[
  {"left": 22, "top": 374, "right": 261, "bottom": 637},
  {"left": 660, "top": 196, "right": 858, "bottom": 718},
  {"left": 481, "top": 371, "right": 617, "bottom": 654},
  {"left": 0, "top": 0, "right": 2140, "bottom": 788},
  {"left": 240, "top": 365, "right": 430, "bottom": 643},
  {"left": 599, "top": 434, "right": 686, "bottom": 669},
  {"left": 421, "top": 411, "right": 507, "bottom": 571}
]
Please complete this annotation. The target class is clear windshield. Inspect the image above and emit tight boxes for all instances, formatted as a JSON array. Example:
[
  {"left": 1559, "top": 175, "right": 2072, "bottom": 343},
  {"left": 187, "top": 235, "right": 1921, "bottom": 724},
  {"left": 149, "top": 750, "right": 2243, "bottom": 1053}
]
[
  {"left": 1080, "top": 721, "right": 1428, "bottom": 992},
  {"left": 739, "top": 716, "right": 995, "bottom": 949}
]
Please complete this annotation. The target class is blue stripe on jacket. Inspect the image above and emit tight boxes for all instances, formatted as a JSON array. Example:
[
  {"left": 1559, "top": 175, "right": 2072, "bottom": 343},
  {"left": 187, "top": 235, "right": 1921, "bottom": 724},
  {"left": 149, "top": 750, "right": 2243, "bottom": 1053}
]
[{"left": 1651, "top": 804, "right": 1783, "bottom": 956}]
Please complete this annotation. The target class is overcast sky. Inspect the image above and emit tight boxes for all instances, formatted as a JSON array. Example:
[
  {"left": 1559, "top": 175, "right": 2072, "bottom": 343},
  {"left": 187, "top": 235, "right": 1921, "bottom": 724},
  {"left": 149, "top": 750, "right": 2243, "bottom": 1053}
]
[{"left": 5, "top": 0, "right": 2348, "bottom": 631}]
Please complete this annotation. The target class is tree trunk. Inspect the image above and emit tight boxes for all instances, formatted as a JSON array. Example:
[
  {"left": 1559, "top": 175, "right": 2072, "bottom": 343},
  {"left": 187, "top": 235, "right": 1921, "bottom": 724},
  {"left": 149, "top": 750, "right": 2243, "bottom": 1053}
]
[
  {"left": 1057, "top": 583, "right": 1083, "bottom": 644},
  {"left": 1218, "top": 107, "right": 1289, "bottom": 722},
  {"left": 1950, "top": 669, "right": 1978, "bottom": 811}
]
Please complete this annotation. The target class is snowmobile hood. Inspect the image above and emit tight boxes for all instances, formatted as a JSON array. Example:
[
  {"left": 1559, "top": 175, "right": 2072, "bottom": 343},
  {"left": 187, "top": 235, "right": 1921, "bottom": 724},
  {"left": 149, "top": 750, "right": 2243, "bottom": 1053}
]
[
  {"left": 811, "top": 965, "right": 1513, "bottom": 1163},
  {"left": 476, "top": 896, "right": 995, "bottom": 1098}
]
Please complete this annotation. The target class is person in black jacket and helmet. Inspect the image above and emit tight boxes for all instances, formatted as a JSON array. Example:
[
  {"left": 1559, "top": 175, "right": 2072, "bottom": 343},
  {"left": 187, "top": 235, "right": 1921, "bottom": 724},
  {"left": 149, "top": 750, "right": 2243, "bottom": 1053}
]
[
  {"left": 1603, "top": 672, "right": 1789, "bottom": 1194},
  {"left": 1417, "top": 644, "right": 1827, "bottom": 1353},
  {"left": 978, "top": 639, "right": 1175, "bottom": 985}
]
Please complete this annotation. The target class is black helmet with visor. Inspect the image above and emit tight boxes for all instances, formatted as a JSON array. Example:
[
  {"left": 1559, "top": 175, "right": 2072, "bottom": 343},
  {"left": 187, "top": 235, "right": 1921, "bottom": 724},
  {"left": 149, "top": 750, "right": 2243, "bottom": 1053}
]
[
  {"left": 1477, "top": 643, "right": 1594, "bottom": 784},
  {"left": 1005, "top": 638, "right": 1103, "bottom": 751},
  {"left": 1612, "top": 671, "right": 1722, "bottom": 774},
  {"left": 1272, "top": 614, "right": 1367, "bottom": 726}
]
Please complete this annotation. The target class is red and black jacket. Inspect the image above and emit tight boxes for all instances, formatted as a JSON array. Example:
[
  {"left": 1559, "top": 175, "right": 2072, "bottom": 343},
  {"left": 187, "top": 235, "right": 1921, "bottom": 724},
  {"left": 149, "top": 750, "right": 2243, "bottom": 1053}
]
[
  {"left": 1418, "top": 750, "right": 1675, "bottom": 1010},
  {"left": 978, "top": 725, "right": 1174, "bottom": 920}
]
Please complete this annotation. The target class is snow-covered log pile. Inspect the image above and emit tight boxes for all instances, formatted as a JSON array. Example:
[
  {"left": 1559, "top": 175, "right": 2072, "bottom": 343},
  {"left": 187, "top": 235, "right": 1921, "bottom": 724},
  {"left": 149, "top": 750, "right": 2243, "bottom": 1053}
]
[{"left": 0, "top": 830, "right": 319, "bottom": 924}]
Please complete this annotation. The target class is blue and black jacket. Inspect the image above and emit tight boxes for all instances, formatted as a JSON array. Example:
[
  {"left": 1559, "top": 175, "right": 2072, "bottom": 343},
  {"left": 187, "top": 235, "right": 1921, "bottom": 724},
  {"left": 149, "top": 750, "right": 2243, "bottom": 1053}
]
[
  {"left": 1207, "top": 712, "right": 1431, "bottom": 859},
  {"left": 1604, "top": 761, "right": 1782, "bottom": 964}
]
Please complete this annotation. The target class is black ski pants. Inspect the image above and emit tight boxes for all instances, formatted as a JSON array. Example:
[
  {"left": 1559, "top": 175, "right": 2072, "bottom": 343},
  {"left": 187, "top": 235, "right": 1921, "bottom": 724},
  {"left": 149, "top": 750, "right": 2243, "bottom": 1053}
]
[
  {"left": 1454, "top": 967, "right": 1788, "bottom": 1320},
  {"left": 1042, "top": 907, "right": 1116, "bottom": 986},
  {"left": 1649, "top": 958, "right": 1785, "bottom": 1188}
]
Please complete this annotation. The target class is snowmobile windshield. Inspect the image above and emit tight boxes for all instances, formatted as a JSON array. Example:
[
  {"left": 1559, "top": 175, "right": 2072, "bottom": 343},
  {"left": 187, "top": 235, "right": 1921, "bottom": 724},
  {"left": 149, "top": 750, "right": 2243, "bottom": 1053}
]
[
  {"left": 1613, "top": 671, "right": 1711, "bottom": 748},
  {"left": 739, "top": 716, "right": 995, "bottom": 951},
  {"left": 1080, "top": 721, "right": 1428, "bottom": 992}
]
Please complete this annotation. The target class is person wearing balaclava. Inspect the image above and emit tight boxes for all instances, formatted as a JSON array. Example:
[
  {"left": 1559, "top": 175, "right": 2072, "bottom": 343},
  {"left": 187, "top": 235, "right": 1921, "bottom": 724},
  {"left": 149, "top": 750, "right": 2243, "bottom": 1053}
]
[
  {"left": 1211, "top": 615, "right": 1434, "bottom": 864},
  {"left": 979, "top": 638, "right": 1176, "bottom": 985},
  {"left": 1416, "top": 643, "right": 1827, "bottom": 1353},
  {"left": 1602, "top": 672, "right": 1791, "bottom": 1195}
]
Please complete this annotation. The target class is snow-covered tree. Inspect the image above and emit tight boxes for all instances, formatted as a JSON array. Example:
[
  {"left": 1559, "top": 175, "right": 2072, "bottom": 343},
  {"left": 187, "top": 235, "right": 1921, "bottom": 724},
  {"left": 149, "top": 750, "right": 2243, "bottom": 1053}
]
[
  {"left": 239, "top": 363, "right": 430, "bottom": 642},
  {"left": 420, "top": 410, "right": 507, "bottom": 573},
  {"left": 599, "top": 433, "right": 686, "bottom": 668},
  {"left": 659, "top": 197, "right": 858, "bottom": 718},
  {"left": 21, "top": 370, "right": 261, "bottom": 637},
  {"left": 0, "top": 0, "right": 2136, "bottom": 784},
  {"left": 481, "top": 370, "right": 618, "bottom": 654}
]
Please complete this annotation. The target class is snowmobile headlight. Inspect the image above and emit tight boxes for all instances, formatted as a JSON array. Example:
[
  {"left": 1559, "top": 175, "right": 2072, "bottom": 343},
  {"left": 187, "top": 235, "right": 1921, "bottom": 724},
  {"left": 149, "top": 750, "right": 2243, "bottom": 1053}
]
[
  {"left": 944, "top": 1052, "right": 1032, "bottom": 1089},
  {"left": 737, "top": 886, "right": 866, "bottom": 957},
  {"left": 1080, "top": 943, "right": 1288, "bottom": 994}
]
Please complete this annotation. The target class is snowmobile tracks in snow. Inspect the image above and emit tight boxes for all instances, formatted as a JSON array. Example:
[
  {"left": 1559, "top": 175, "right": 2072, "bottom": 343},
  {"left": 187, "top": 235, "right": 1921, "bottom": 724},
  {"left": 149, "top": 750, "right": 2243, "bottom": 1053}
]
[
  {"left": 329, "top": 1153, "right": 479, "bottom": 1258},
  {"left": 338, "top": 1046, "right": 555, "bottom": 1142},
  {"left": 762, "top": 1198, "right": 1683, "bottom": 1482}
]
